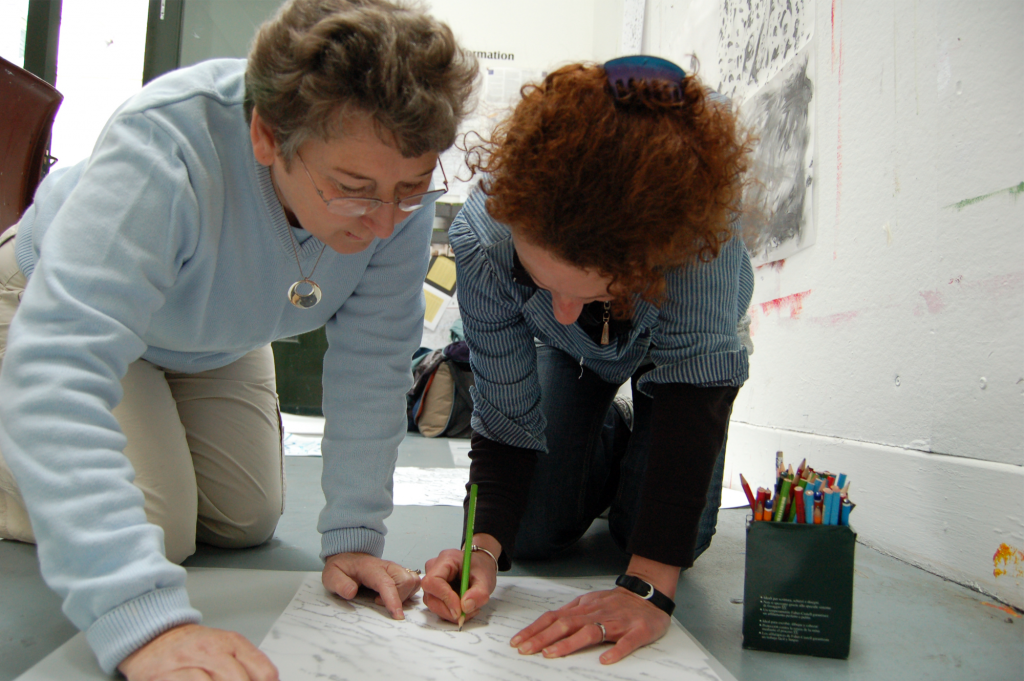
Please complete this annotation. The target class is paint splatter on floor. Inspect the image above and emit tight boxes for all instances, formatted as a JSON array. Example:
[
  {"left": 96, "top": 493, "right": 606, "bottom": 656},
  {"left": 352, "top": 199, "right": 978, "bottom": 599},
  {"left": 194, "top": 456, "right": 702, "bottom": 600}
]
[
  {"left": 992, "top": 543, "right": 1024, "bottom": 578},
  {"left": 982, "top": 602, "right": 1022, "bottom": 618}
]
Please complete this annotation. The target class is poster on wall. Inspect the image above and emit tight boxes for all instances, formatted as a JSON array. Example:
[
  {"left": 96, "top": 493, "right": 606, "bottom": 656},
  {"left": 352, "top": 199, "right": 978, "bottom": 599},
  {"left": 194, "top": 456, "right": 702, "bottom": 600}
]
[
  {"left": 681, "top": 0, "right": 816, "bottom": 265},
  {"left": 739, "top": 44, "right": 816, "bottom": 265},
  {"left": 425, "top": 0, "right": 604, "bottom": 207},
  {"left": 715, "top": 0, "right": 814, "bottom": 103},
  {"left": 437, "top": 65, "right": 547, "bottom": 205}
]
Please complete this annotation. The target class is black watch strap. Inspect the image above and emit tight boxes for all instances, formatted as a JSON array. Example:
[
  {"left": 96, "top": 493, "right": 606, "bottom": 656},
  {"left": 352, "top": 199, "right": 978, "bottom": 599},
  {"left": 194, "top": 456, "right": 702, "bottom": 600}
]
[{"left": 615, "top": 574, "right": 676, "bottom": 616}]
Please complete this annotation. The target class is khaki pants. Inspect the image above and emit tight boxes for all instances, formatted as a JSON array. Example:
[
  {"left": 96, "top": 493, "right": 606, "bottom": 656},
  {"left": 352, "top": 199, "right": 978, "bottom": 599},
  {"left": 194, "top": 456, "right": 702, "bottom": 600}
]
[{"left": 0, "top": 226, "right": 284, "bottom": 564}]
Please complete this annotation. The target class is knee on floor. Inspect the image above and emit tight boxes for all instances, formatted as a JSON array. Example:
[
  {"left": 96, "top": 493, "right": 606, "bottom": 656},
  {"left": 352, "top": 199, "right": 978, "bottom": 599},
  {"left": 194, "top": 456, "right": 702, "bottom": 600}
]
[{"left": 197, "top": 500, "right": 282, "bottom": 550}]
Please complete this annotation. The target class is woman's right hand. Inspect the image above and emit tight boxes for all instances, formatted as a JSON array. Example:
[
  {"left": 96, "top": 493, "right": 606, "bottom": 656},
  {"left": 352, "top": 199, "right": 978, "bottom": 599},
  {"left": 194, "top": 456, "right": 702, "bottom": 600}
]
[
  {"left": 421, "top": 535, "right": 501, "bottom": 624},
  {"left": 117, "top": 623, "right": 278, "bottom": 680}
]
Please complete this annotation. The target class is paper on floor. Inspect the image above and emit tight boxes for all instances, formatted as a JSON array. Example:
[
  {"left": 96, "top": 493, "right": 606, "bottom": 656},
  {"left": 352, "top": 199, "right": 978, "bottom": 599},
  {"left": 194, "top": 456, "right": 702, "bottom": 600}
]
[
  {"left": 260, "top": 574, "right": 733, "bottom": 681},
  {"left": 281, "top": 412, "right": 325, "bottom": 437},
  {"left": 448, "top": 439, "right": 472, "bottom": 467},
  {"left": 392, "top": 467, "right": 469, "bottom": 506},
  {"left": 282, "top": 433, "right": 323, "bottom": 457},
  {"left": 719, "top": 487, "right": 749, "bottom": 509}
]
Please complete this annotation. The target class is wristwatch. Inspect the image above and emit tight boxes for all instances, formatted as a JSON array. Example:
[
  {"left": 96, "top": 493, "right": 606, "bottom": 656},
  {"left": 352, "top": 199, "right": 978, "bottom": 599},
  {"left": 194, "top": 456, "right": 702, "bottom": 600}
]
[{"left": 614, "top": 574, "right": 676, "bottom": 616}]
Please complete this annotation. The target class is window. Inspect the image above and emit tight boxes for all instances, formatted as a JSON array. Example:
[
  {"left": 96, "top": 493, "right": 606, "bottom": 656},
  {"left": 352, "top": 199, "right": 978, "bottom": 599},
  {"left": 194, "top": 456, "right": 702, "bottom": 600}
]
[
  {"left": 49, "top": 0, "right": 148, "bottom": 169},
  {"left": 0, "top": 0, "right": 30, "bottom": 67}
]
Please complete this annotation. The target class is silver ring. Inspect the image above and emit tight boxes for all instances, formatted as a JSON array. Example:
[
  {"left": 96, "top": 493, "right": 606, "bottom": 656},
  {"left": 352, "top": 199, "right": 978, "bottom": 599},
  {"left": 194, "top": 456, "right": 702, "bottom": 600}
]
[{"left": 594, "top": 621, "right": 607, "bottom": 644}]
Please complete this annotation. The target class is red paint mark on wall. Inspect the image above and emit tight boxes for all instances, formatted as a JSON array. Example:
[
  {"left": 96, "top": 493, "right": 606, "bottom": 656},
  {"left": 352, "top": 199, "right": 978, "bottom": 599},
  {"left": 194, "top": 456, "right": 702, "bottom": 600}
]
[
  {"left": 970, "top": 271, "right": 1024, "bottom": 295},
  {"left": 810, "top": 310, "right": 859, "bottom": 327},
  {"left": 918, "top": 290, "right": 945, "bottom": 314},
  {"left": 756, "top": 259, "right": 786, "bottom": 272},
  {"left": 831, "top": 0, "right": 836, "bottom": 70},
  {"left": 993, "top": 543, "right": 1024, "bottom": 578},
  {"left": 760, "top": 290, "right": 812, "bottom": 319},
  {"left": 747, "top": 306, "right": 761, "bottom": 336}
]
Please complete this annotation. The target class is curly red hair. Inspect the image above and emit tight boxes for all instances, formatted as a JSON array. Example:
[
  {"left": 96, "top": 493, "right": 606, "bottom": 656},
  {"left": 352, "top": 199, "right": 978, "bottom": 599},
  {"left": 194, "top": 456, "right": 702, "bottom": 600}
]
[{"left": 468, "top": 62, "right": 752, "bottom": 315}]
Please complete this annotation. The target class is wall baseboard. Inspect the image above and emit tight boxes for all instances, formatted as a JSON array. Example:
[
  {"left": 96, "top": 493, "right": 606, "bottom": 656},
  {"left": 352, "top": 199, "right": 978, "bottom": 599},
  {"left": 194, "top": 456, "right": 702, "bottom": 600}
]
[{"left": 722, "top": 421, "right": 1024, "bottom": 609}]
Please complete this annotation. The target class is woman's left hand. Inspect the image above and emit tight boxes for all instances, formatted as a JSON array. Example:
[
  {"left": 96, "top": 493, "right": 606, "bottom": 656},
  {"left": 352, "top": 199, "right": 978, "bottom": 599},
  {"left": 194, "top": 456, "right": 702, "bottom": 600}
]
[
  {"left": 321, "top": 552, "right": 422, "bottom": 620},
  {"left": 509, "top": 586, "right": 671, "bottom": 665}
]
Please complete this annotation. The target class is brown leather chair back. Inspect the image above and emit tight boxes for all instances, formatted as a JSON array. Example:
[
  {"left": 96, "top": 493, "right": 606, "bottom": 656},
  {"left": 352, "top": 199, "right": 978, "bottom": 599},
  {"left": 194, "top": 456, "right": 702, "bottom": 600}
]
[{"left": 0, "top": 55, "right": 63, "bottom": 234}]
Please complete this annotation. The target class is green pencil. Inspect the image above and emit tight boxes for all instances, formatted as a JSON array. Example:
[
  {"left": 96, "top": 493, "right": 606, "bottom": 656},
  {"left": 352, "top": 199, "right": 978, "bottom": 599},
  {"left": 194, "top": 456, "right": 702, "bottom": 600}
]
[
  {"left": 458, "top": 483, "right": 478, "bottom": 630},
  {"left": 774, "top": 477, "right": 791, "bottom": 521}
]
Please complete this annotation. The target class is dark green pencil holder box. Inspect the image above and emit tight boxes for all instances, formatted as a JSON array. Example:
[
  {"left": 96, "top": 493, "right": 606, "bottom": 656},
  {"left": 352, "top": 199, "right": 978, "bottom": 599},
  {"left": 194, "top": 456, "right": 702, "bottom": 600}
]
[{"left": 741, "top": 520, "right": 856, "bottom": 659}]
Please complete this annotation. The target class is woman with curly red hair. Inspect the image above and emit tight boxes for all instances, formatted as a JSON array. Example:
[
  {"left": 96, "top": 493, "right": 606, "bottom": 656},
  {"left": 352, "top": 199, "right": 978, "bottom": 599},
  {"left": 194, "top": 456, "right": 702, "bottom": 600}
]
[{"left": 422, "top": 57, "right": 754, "bottom": 662}]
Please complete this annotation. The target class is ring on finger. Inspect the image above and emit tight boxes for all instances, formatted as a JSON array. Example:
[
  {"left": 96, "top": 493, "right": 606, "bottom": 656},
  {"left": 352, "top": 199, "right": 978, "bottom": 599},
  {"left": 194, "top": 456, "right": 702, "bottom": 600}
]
[
  {"left": 404, "top": 567, "right": 422, "bottom": 575},
  {"left": 594, "top": 621, "right": 607, "bottom": 644}
]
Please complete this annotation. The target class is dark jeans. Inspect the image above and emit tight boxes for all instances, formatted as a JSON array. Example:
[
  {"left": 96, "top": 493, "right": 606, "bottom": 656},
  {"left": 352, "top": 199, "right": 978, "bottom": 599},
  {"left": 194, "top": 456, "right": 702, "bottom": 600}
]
[{"left": 510, "top": 344, "right": 728, "bottom": 566}]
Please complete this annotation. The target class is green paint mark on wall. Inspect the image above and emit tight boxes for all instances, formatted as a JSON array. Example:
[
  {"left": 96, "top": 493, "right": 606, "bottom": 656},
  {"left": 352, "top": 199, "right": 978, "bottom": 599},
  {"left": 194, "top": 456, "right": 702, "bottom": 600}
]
[{"left": 946, "top": 181, "right": 1024, "bottom": 211}]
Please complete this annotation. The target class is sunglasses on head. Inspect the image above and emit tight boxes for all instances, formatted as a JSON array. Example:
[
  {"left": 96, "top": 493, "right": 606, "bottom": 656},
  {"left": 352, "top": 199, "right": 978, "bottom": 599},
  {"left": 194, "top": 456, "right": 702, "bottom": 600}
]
[{"left": 603, "top": 55, "right": 687, "bottom": 101}]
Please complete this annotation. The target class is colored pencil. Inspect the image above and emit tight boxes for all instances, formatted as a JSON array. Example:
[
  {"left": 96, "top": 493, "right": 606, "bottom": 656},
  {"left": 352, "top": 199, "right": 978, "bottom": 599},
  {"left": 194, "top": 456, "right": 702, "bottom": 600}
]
[
  {"left": 458, "top": 483, "right": 478, "bottom": 630},
  {"left": 739, "top": 473, "right": 756, "bottom": 511}
]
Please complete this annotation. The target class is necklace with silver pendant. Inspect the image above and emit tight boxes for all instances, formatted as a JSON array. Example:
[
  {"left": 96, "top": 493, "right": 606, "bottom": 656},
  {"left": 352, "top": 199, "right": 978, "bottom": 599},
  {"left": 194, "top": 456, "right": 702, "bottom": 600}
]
[
  {"left": 286, "top": 225, "right": 328, "bottom": 309},
  {"left": 600, "top": 301, "right": 611, "bottom": 345}
]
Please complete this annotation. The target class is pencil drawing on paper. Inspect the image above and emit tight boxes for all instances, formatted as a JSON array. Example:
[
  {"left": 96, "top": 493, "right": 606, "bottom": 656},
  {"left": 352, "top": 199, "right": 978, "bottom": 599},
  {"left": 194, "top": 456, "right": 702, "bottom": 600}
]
[
  {"left": 259, "top": 574, "right": 727, "bottom": 681},
  {"left": 717, "top": 0, "right": 814, "bottom": 102},
  {"left": 740, "top": 45, "right": 816, "bottom": 265},
  {"left": 708, "top": 0, "right": 816, "bottom": 265}
]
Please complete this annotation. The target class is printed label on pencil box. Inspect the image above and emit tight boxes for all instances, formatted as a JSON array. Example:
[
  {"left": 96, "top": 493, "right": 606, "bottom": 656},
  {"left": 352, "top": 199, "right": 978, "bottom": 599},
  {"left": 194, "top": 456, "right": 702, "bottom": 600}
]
[
  {"left": 741, "top": 522, "right": 855, "bottom": 659},
  {"left": 757, "top": 596, "right": 832, "bottom": 643}
]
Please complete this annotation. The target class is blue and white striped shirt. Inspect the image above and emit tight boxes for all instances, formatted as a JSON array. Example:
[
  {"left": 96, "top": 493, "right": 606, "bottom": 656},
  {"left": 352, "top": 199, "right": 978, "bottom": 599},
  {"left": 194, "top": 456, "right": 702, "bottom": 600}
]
[{"left": 449, "top": 188, "right": 754, "bottom": 453}]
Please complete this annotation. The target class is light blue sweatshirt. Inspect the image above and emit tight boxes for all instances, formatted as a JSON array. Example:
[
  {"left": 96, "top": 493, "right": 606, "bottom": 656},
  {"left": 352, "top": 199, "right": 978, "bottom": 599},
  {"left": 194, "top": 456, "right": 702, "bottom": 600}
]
[{"left": 0, "top": 59, "right": 432, "bottom": 673}]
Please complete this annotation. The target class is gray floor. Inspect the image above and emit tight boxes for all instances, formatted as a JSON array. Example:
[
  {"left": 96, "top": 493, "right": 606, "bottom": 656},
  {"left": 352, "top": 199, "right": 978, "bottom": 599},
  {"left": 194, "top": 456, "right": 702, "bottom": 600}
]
[{"left": 1, "top": 433, "right": 1021, "bottom": 680}]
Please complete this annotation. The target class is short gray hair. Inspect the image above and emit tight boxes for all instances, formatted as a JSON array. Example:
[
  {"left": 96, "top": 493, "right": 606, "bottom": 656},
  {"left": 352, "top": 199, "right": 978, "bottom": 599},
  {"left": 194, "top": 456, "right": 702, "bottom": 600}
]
[{"left": 244, "top": 0, "right": 478, "bottom": 159}]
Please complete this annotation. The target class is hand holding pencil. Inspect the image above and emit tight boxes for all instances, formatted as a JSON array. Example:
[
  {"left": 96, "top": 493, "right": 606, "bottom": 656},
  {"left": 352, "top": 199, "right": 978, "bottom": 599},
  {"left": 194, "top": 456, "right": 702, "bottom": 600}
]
[
  {"left": 422, "top": 484, "right": 502, "bottom": 626},
  {"left": 458, "top": 484, "right": 479, "bottom": 629}
]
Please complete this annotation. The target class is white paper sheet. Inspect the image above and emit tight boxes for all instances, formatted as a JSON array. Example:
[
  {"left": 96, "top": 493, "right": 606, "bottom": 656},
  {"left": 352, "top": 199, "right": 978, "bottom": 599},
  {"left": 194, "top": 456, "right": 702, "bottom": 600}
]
[
  {"left": 719, "top": 487, "right": 749, "bottom": 509},
  {"left": 392, "top": 467, "right": 469, "bottom": 506},
  {"left": 448, "top": 439, "right": 473, "bottom": 467},
  {"left": 283, "top": 433, "right": 323, "bottom": 457},
  {"left": 281, "top": 412, "right": 325, "bottom": 437},
  {"left": 260, "top": 574, "right": 730, "bottom": 681}
]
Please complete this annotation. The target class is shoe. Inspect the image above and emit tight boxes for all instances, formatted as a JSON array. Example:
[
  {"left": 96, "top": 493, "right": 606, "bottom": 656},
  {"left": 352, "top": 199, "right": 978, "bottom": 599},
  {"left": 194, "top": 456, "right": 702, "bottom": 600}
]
[{"left": 612, "top": 395, "right": 634, "bottom": 433}]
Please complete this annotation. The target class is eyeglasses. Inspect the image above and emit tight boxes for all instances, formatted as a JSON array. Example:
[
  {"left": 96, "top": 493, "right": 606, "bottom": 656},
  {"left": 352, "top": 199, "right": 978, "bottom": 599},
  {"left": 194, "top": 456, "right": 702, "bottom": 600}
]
[
  {"left": 297, "top": 152, "right": 448, "bottom": 218},
  {"left": 603, "top": 55, "right": 687, "bottom": 101}
]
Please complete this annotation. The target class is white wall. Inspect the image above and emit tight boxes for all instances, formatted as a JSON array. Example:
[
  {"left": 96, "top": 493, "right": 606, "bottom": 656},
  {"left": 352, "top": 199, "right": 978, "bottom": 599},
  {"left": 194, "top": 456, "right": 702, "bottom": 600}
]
[
  {"left": 427, "top": 0, "right": 597, "bottom": 70},
  {"left": 180, "top": 0, "right": 623, "bottom": 73},
  {"left": 644, "top": 0, "right": 1023, "bottom": 607}
]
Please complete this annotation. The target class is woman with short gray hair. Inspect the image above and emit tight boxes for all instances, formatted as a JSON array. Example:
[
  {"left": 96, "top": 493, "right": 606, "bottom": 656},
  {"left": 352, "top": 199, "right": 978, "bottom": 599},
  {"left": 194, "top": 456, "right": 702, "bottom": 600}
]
[{"left": 0, "top": 1, "right": 476, "bottom": 678}]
